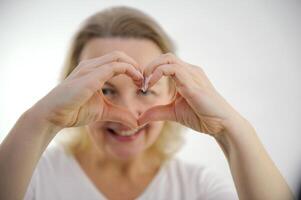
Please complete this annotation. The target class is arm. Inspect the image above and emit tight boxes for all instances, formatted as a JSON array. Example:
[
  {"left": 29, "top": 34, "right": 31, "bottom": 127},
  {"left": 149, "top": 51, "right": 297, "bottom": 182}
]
[
  {"left": 0, "top": 108, "right": 60, "bottom": 200},
  {"left": 138, "top": 52, "right": 294, "bottom": 200},
  {"left": 215, "top": 114, "right": 294, "bottom": 200},
  {"left": 0, "top": 51, "right": 143, "bottom": 200}
]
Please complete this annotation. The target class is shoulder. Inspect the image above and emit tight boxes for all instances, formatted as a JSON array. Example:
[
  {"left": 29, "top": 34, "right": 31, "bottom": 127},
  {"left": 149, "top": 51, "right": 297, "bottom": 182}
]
[
  {"left": 24, "top": 142, "right": 82, "bottom": 199},
  {"left": 40, "top": 142, "right": 71, "bottom": 164},
  {"left": 164, "top": 157, "right": 213, "bottom": 183},
  {"left": 161, "top": 158, "right": 238, "bottom": 200},
  {"left": 28, "top": 142, "right": 75, "bottom": 185},
  {"left": 36, "top": 142, "right": 73, "bottom": 174}
]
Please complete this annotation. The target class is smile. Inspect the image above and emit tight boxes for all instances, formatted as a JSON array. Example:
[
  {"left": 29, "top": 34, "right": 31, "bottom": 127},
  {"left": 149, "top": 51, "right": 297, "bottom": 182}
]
[{"left": 105, "top": 124, "right": 148, "bottom": 142}]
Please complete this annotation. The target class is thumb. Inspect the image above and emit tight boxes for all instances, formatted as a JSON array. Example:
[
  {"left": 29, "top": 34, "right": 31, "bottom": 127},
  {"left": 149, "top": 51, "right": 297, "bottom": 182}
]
[
  {"left": 101, "top": 99, "right": 138, "bottom": 129},
  {"left": 138, "top": 103, "right": 176, "bottom": 126}
]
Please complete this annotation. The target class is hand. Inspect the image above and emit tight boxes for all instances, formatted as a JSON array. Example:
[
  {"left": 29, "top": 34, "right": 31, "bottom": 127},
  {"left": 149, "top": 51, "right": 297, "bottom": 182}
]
[
  {"left": 32, "top": 51, "right": 144, "bottom": 129},
  {"left": 138, "top": 53, "right": 241, "bottom": 137}
]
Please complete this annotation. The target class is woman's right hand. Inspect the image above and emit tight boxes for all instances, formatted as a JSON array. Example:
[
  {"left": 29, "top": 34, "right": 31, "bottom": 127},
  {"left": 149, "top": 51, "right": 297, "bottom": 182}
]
[{"left": 31, "top": 51, "right": 143, "bottom": 130}]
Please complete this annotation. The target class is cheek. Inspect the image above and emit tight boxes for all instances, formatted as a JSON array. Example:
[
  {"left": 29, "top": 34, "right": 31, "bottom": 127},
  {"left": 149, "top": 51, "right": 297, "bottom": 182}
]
[
  {"left": 86, "top": 123, "right": 105, "bottom": 147},
  {"left": 144, "top": 121, "right": 165, "bottom": 148},
  {"left": 141, "top": 91, "right": 173, "bottom": 109},
  {"left": 84, "top": 121, "right": 166, "bottom": 161}
]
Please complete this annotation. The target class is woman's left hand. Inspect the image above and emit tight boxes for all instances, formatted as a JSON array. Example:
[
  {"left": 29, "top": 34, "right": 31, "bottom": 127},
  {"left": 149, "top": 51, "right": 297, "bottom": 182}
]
[{"left": 138, "top": 53, "right": 243, "bottom": 137}]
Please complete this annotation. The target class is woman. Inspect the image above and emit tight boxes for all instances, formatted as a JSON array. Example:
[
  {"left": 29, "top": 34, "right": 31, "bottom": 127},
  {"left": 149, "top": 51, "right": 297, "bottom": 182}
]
[{"left": 0, "top": 6, "right": 294, "bottom": 200}]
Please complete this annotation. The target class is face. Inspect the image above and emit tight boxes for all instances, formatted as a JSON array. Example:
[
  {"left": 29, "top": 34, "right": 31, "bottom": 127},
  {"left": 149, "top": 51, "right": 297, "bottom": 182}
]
[{"left": 79, "top": 38, "right": 173, "bottom": 161}]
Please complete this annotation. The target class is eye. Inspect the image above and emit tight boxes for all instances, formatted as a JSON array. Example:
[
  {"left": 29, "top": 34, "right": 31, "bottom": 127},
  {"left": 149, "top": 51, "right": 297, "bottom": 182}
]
[{"left": 101, "top": 88, "right": 116, "bottom": 96}]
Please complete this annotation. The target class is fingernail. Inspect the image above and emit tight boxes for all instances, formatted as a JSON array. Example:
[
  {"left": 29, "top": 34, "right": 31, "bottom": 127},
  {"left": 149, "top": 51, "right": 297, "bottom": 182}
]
[
  {"left": 142, "top": 74, "right": 152, "bottom": 92},
  {"left": 137, "top": 71, "right": 143, "bottom": 79}
]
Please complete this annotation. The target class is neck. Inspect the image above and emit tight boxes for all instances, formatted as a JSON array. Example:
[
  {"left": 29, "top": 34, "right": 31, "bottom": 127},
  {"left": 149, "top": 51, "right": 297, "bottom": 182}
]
[{"left": 75, "top": 144, "right": 162, "bottom": 180}]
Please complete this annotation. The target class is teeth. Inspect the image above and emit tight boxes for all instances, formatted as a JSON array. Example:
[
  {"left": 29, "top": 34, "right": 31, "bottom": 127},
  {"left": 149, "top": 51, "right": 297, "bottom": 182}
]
[
  {"left": 118, "top": 129, "right": 139, "bottom": 136},
  {"left": 113, "top": 125, "right": 146, "bottom": 136}
]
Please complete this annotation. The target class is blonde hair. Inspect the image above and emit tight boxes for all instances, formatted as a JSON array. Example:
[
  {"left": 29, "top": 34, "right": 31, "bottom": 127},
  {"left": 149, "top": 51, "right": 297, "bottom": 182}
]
[{"left": 56, "top": 6, "right": 185, "bottom": 163}]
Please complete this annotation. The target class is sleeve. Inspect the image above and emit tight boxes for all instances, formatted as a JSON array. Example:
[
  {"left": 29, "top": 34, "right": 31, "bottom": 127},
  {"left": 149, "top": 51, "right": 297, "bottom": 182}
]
[{"left": 196, "top": 167, "right": 239, "bottom": 200}]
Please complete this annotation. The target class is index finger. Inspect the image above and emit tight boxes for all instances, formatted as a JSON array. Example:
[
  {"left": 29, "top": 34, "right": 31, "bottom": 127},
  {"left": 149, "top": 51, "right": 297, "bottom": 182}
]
[
  {"left": 91, "top": 62, "right": 144, "bottom": 87},
  {"left": 143, "top": 53, "right": 184, "bottom": 77},
  {"left": 75, "top": 51, "right": 141, "bottom": 74}
]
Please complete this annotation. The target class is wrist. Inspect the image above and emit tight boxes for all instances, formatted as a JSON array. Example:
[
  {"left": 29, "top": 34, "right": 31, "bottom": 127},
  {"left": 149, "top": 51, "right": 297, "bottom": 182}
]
[
  {"left": 214, "top": 113, "right": 257, "bottom": 155},
  {"left": 23, "top": 106, "right": 62, "bottom": 137},
  {"left": 223, "top": 113, "right": 254, "bottom": 136}
]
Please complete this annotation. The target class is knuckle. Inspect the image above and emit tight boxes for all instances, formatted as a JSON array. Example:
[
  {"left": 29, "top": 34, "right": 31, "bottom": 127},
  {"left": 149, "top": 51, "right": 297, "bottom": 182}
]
[
  {"left": 196, "top": 66, "right": 205, "bottom": 72},
  {"left": 160, "top": 53, "right": 177, "bottom": 64},
  {"left": 111, "top": 50, "right": 126, "bottom": 59},
  {"left": 197, "top": 67, "right": 206, "bottom": 76},
  {"left": 107, "top": 61, "right": 117, "bottom": 68},
  {"left": 156, "top": 66, "right": 166, "bottom": 75},
  {"left": 108, "top": 61, "right": 124, "bottom": 68},
  {"left": 157, "top": 64, "right": 167, "bottom": 70},
  {"left": 78, "top": 60, "right": 89, "bottom": 67},
  {"left": 190, "top": 64, "right": 204, "bottom": 74},
  {"left": 77, "top": 67, "right": 90, "bottom": 75},
  {"left": 106, "top": 62, "right": 128, "bottom": 73},
  {"left": 75, "top": 61, "right": 90, "bottom": 73},
  {"left": 163, "top": 52, "right": 174, "bottom": 59},
  {"left": 97, "top": 64, "right": 109, "bottom": 74}
]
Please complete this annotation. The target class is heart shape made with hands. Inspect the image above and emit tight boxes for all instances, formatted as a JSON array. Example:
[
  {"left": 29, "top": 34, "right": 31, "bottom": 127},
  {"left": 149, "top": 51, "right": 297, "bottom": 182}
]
[{"left": 99, "top": 72, "right": 179, "bottom": 129}]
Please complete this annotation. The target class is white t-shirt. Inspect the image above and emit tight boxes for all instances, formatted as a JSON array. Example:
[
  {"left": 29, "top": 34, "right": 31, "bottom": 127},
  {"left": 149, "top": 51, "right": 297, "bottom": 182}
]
[{"left": 24, "top": 143, "right": 238, "bottom": 200}]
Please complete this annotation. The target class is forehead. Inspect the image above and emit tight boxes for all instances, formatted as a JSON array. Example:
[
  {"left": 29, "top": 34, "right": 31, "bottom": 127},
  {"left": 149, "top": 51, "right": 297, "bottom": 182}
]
[
  {"left": 80, "top": 37, "right": 169, "bottom": 88},
  {"left": 80, "top": 37, "right": 162, "bottom": 72}
]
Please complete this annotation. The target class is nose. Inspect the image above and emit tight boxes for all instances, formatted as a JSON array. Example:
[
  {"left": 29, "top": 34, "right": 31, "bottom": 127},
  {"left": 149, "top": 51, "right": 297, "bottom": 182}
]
[{"left": 116, "top": 95, "right": 145, "bottom": 119}]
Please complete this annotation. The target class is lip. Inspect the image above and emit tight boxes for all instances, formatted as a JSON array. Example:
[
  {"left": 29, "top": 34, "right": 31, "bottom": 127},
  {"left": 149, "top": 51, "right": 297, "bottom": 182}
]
[{"left": 105, "top": 126, "right": 146, "bottom": 142}]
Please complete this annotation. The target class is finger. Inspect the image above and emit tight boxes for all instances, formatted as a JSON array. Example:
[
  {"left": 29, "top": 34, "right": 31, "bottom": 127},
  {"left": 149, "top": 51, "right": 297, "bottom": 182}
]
[
  {"left": 147, "top": 64, "right": 193, "bottom": 92},
  {"left": 71, "top": 62, "right": 144, "bottom": 107},
  {"left": 138, "top": 103, "right": 176, "bottom": 126},
  {"left": 99, "top": 62, "right": 144, "bottom": 85},
  {"left": 81, "top": 50, "right": 139, "bottom": 70},
  {"left": 147, "top": 64, "right": 210, "bottom": 115},
  {"left": 101, "top": 97, "right": 138, "bottom": 129},
  {"left": 70, "top": 51, "right": 141, "bottom": 77},
  {"left": 89, "top": 51, "right": 139, "bottom": 68},
  {"left": 151, "top": 65, "right": 209, "bottom": 95},
  {"left": 143, "top": 53, "right": 185, "bottom": 77},
  {"left": 87, "top": 62, "right": 144, "bottom": 89}
]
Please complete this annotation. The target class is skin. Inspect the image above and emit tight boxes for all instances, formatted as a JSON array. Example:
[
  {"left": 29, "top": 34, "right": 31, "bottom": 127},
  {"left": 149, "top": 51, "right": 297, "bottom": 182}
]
[
  {"left": 75, "top": 38, "right": 174, "bottom": 199},
  {"left": 0, "top": 37, "right": 295, "bottom": 200}
]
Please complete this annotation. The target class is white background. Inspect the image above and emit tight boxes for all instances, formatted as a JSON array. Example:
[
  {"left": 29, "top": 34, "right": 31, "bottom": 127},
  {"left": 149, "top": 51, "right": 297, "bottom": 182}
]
[{"left": 0, "top": 0, "right": 300, "bottom": 196}]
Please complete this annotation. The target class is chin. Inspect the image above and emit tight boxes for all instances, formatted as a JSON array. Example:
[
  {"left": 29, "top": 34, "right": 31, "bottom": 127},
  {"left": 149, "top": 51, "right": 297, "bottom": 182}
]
[
  {"left": 88, "top": 121, "right": 164, "bottom": 160},
  {"left": 106, "top": 145, "right": 145, "bottom": 160}
]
